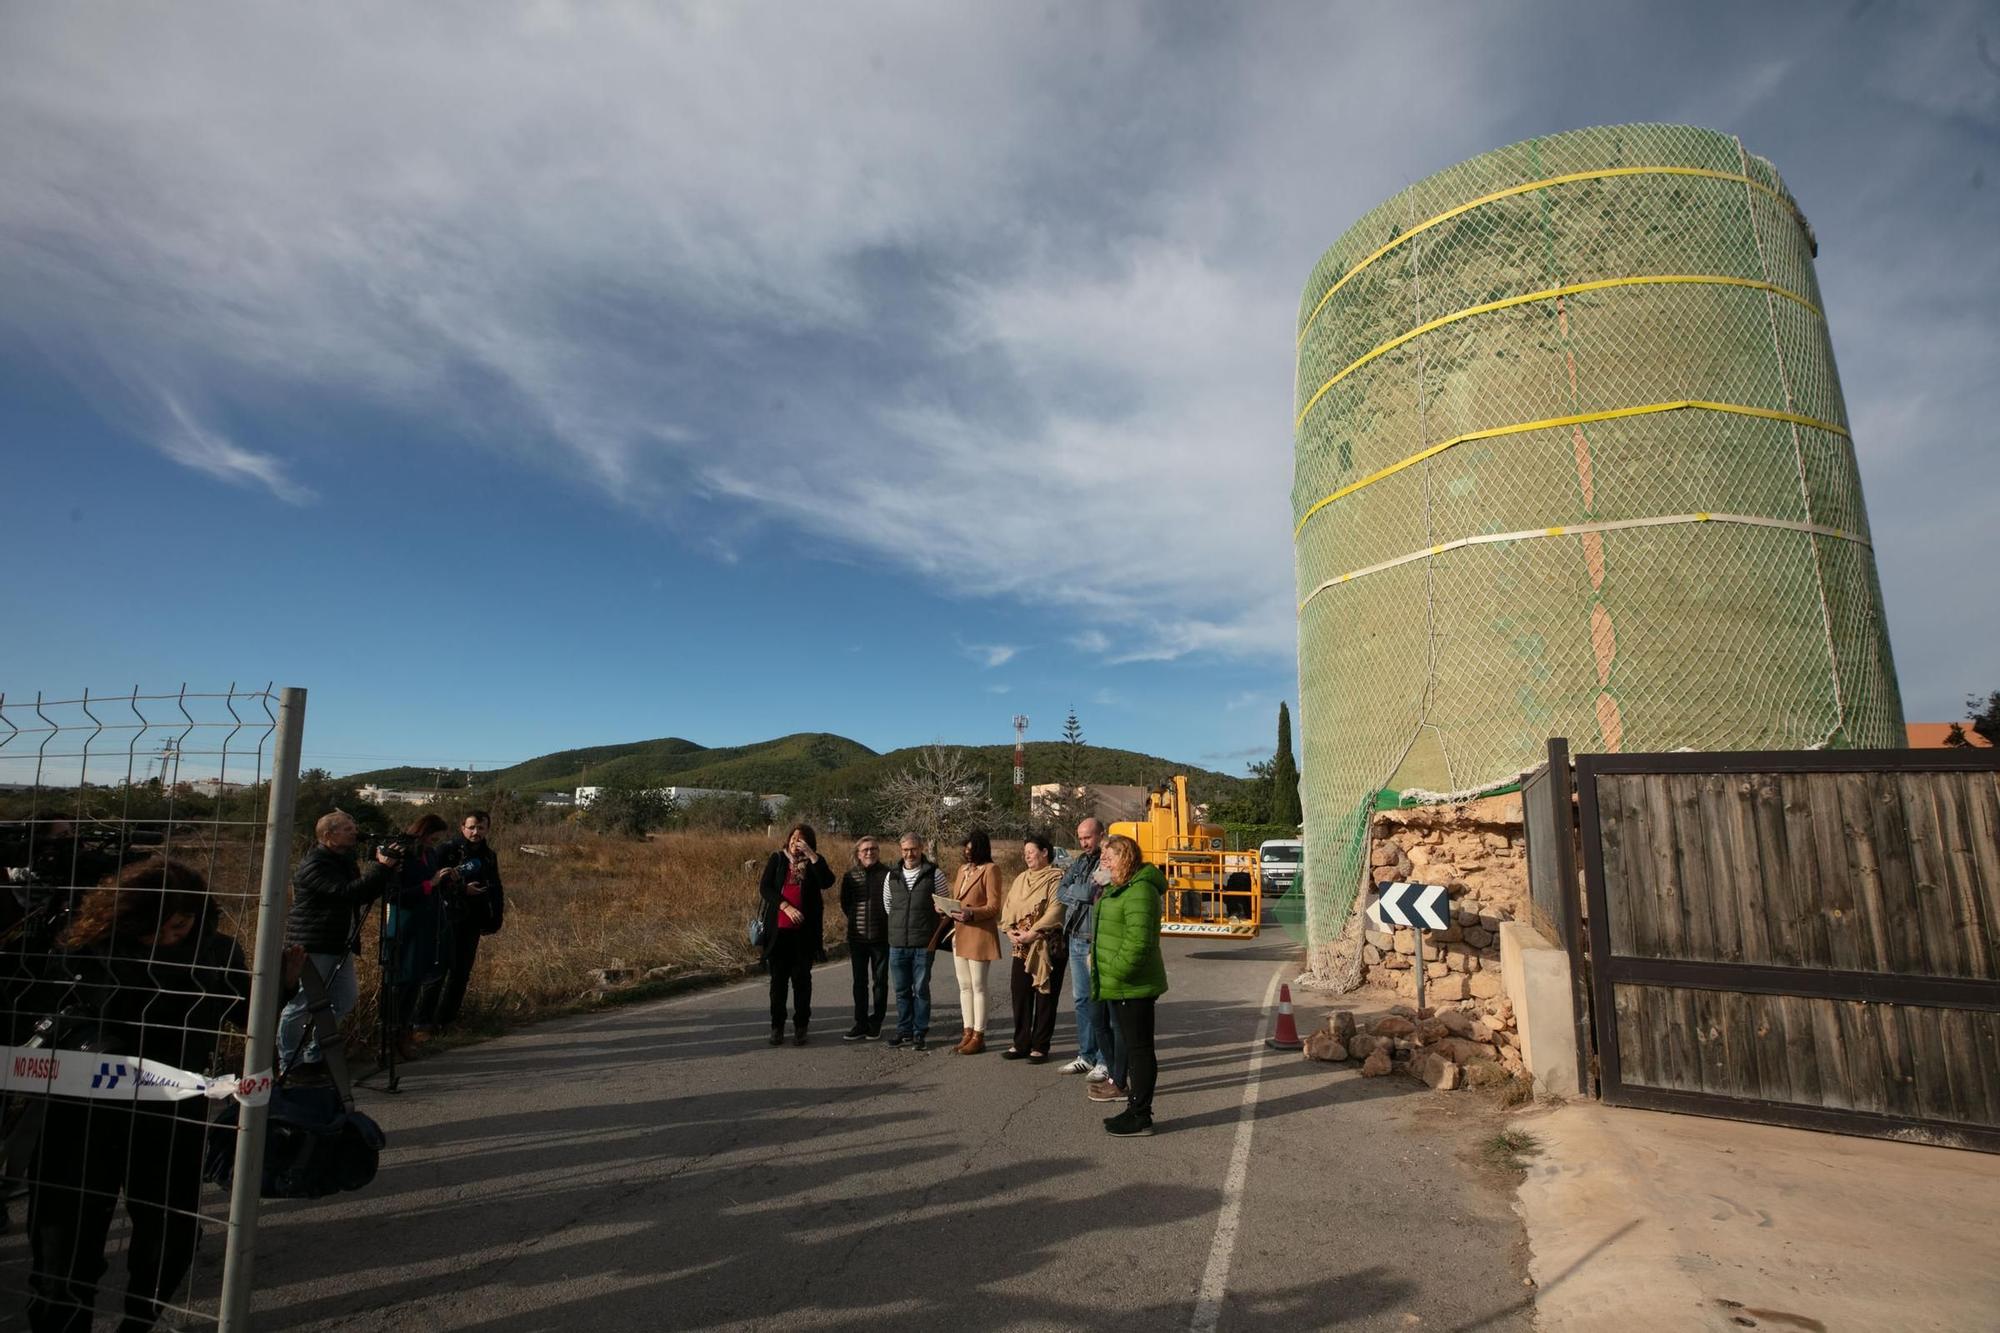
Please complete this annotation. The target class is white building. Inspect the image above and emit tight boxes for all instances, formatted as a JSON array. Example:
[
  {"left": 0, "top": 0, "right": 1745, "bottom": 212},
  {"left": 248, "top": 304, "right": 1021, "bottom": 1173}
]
[
  {"left": 573, "top": 784, "right": 758, "bottom": 808},
  {"left": 360, "top": 784, "right": 450, "bottom": 805},
  {"left": 1029, "top": 783, "right": 1150, "bottom": 826}
]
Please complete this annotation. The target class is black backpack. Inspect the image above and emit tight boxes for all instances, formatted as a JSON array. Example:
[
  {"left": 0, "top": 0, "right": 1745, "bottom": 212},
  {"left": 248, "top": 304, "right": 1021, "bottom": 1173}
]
[{"left": 203, "top": 955, "right": 385, "bottom": 1199}]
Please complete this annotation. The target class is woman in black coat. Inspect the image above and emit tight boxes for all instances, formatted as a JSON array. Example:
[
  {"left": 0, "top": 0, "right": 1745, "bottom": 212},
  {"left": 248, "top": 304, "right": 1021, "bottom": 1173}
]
[
  {"left": 24, "top": 855, "right": 301, "bottom": 1333},
  {"left": 758, "top": 823, "right": 833, "bottom": 1046}
]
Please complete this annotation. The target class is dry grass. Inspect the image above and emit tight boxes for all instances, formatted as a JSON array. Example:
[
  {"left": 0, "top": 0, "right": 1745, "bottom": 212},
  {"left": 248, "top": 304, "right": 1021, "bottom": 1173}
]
[{"left": 345, "top": 829, "right": 1026, "bottom": 1044}]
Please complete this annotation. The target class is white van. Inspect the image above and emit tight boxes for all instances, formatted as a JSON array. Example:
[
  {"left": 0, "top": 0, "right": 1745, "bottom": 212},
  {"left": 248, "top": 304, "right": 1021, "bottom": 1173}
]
[{"left": 1258, "top": 839, "right": 1303, "bottom": 896}]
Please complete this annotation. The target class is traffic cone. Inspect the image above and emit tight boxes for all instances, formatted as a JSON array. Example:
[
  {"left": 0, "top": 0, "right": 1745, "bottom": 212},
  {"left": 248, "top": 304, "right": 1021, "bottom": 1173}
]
[{"left": 1266, "top": 983, "right": 1304, "bottom": 1050}]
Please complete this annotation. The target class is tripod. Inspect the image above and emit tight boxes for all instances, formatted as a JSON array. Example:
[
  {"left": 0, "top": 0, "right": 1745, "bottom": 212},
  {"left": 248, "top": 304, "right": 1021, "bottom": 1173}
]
[{"left": 371, "top": 900, "right": 403, "bottom": 1094}]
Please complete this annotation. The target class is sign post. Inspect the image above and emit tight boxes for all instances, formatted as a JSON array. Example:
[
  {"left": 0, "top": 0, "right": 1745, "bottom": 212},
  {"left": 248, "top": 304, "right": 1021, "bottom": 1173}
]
[{"left": 1369, "top": 881, "right": 1451, "bottom": 1010}]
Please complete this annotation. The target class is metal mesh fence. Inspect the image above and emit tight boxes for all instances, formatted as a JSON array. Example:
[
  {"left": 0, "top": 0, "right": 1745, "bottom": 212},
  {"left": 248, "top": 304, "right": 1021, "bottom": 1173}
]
[
  {"left": 0, "top": 687, "right": 295, "bottom": 1330},
  {"left": 1291, "top": 124, "right": 1905, "bottom": 966}
]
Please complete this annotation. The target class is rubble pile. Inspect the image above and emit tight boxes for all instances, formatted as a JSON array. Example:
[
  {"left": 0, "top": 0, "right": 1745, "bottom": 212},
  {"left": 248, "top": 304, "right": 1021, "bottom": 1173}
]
[{"left": 1302, "top": 994, "right": 1526, "bottom": 1092}]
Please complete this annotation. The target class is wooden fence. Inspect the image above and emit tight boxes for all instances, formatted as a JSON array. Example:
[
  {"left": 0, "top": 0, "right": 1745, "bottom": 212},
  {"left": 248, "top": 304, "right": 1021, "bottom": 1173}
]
[{"left": 1572, "top": 748, "right": 2000, "bottom": 1151}]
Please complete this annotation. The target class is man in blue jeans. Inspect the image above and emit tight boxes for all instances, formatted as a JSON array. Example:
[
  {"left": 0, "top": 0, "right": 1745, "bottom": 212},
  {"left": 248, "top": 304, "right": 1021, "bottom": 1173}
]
[
  {"left": 278, "top": 810, "right": 395, "bottom": 1070},
  {"left": 882, "top": 833, "right": 944, "bottom": 1052},
  {"left": 1056, "top": 817, "right": 1117, "bottom": 1082}
]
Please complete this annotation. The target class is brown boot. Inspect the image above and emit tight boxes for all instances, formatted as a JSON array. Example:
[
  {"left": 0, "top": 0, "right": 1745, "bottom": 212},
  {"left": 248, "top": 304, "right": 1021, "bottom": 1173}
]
[
  {"left": 961, "top": 1030, "right": 986, "bottom": 1056},
  {"left": 954, "top": 1027, "right": 973, "bottom": 1053}
]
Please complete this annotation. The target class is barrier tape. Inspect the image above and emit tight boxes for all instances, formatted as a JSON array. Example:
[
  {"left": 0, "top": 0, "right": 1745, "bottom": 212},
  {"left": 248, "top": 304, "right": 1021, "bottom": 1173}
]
[
  {"left": 1292, "top": 399, "right": 1852, "bottom": 538},
  {"left": 1296, "top": 511, "right": 1872, "bottom": 614},
  {"left": 1294, "top": 273, "right": 1825, "bottom": 430},
  {"left": 1296, "top": 164, "right": 1806, "bottom": 348},
  {"left": 2, "top": 1044, "right": 274, "bottom": 1106}
]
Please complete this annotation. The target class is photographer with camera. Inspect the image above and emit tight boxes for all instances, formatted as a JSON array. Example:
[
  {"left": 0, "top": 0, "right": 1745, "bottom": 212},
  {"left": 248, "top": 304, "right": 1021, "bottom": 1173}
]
[
  {"left": 276, "top": 810, "right": 396, "bottom": 1073},
  {"left": 384, "top": 813, "right": 455, "bottom": 1061},
  {"left": 413, "top": 810, "right": 505, "bottom": 1034}
]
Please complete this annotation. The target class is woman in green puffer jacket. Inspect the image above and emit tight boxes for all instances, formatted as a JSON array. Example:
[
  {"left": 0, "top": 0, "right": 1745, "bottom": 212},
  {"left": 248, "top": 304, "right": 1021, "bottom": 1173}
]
[{"left": 1091, "top": 833, "right": 1168, "bottom": 1136}]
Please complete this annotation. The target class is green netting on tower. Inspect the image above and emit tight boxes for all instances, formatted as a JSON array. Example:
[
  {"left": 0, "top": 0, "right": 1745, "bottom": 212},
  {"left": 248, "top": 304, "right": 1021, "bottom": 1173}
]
[{"left": 1291, "top": 124, "right": 1904, "bottom": 962}]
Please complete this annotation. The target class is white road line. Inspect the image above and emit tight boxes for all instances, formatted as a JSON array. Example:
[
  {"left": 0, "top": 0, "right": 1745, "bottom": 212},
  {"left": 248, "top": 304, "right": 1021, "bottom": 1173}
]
[{"left": 1190, "top": 963, "right": 1287, "bottom": 1333}]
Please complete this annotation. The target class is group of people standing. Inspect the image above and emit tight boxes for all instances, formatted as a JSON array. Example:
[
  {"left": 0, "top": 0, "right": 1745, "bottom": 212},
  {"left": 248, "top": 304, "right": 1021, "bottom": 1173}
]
[
  {"left": 757, "top": 816, "right": 1167, "bottom": 1137},
  {"left": 277, "top": 808, "right": 506, "bottom": 1071}
]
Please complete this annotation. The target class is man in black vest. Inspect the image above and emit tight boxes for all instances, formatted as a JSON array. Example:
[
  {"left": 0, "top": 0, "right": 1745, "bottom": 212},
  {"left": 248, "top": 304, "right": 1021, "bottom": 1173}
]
[
  {"left": 882, "top": 833, "right": 943, "bottom": 1051},
  {"left": 839, "top": 836, "right": 892, "bottom": 1040}
]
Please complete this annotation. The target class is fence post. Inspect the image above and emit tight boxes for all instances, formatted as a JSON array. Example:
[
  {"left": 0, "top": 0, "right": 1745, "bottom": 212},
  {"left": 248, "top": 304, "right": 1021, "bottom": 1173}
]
[
  {"left": 1544, "top": 737, "right": 1594, "bottom": 1097},
  {"left": 218, "top": 685, "right": 306, "bottom": 1331}
]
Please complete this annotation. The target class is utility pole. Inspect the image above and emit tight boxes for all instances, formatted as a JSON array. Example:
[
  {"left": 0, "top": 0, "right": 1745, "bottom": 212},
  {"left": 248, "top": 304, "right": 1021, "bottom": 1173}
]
[{"left": 1012, "top": 715, "right": 1029, "bottom": 803}]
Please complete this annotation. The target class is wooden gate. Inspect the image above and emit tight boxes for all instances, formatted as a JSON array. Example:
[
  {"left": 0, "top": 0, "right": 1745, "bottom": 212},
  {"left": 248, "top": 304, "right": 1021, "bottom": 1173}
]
[{"left": 1575, "top": 748, "right": 2000, "bottom": 1151}]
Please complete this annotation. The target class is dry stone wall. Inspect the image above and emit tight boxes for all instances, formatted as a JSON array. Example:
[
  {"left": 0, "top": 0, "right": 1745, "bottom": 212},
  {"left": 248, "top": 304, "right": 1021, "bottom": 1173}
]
[{"left": 1359, "top": 792, "right": 1526, "bottom": 1000}]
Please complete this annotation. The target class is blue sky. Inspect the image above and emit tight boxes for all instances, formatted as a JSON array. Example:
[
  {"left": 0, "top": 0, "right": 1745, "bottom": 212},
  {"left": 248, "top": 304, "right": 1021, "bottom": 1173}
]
[{"left": 3, "top": 2, "right": 1996, "bottom": 782}]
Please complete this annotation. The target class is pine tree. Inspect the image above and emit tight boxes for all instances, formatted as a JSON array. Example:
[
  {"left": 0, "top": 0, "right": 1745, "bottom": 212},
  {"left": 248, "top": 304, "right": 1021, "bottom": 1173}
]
[
  {"left": 1967, "top": 691, "right": 2000, "bottom": 748},
  {"left": 1058, "top": 709, "right": 1086, "bottom": 784},
  {"left": 1045, "top": 708, "right": 1096, "bottom": 826},
  {"left": 1271, "top": 702, "right": 1302, "bottom": 827}
]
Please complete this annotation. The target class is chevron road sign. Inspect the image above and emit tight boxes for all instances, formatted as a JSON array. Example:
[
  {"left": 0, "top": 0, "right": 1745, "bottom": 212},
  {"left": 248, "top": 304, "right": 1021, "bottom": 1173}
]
[{"left": 1369, "top": 881, "right": 1450, "bottom": 932}]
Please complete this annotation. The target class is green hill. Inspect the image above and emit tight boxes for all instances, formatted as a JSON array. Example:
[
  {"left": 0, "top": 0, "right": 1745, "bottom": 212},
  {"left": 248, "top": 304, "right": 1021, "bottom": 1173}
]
[
  {"left": 810, "top": 741, "right": 1244, "bottom": 802},
  {"left": 345, "top": 732, "right": 877, "bottom": 796},
  {"left": 344, "top": 733, "right": 1245, "bottom": 805}
]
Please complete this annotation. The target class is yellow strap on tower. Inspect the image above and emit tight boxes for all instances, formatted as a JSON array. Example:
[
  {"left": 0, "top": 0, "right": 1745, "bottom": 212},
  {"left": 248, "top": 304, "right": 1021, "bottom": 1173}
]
[
  {"left": 1296, "top": 164, "right": 1805, "bottom": 348},
  {"left": 1295, "top": 274, "right": 1825, "bottom": 430},
  {"left": 1292, "top": 399, "right": 1851, "bottom": 539}
]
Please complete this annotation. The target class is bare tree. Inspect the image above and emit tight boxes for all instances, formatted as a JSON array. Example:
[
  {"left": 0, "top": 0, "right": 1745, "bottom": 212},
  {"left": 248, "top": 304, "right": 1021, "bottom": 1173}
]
[{"left": 879, "top": 744, "right": 996, "bottom": 854}]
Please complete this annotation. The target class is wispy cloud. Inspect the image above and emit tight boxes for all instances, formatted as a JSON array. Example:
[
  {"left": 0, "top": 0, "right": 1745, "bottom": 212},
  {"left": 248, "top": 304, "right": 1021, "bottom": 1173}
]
[
  {"left": 1202, "top": 745, "right": 1271, "bottom": 767},
  {"left": 0, "top": 3, "right": 1992, "bottom": 712},
  {"left": 159, "top": 396, "right": 313, "bottom": 504},
  {"left": 963, "top": 643, "right": 1020, "bottom": 669}
]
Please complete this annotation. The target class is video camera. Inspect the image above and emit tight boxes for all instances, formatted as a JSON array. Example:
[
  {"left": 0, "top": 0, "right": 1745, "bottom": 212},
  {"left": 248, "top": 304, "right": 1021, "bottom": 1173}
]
[
  {"left": 371, "top": 832, "right": 416, "bottom": 864},
  {"left": 1, "top": 821, "right": 164, "bottom": 888}
]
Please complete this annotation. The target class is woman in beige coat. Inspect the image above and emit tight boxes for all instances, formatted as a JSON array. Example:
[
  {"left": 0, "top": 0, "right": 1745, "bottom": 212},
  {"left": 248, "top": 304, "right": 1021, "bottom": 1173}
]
[
  {"left": 1001, "top": 832, "right": 1067, "bottom": 1062},
  {"left": 946, "top": 827, "right": 1002, "bottom": 1054}
]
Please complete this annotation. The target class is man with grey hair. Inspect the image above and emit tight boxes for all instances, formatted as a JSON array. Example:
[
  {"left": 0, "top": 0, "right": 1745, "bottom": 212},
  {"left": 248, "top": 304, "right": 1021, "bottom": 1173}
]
[
  {"left": 1055, "top": 816, "right": 1115, "bottom": 1079},
  {"left": 839, "top": 835, "right": 893, "bottom": 1040},
  {"left": 277, "top": 810, "right": 397, "bottom": 1070},
  {"left": 883, "top": 832, "right": 944, "bottom": 1051}
]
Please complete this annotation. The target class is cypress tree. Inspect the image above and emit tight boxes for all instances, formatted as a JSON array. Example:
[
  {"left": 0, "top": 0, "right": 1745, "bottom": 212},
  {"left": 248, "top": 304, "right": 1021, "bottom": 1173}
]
[{"left": 1271, "top": 702, "right": 1302, "bottom": 827}]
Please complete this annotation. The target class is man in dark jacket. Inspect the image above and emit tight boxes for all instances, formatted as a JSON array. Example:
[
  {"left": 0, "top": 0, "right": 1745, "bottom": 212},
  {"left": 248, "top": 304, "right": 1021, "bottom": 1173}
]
[
  {"left": 839, "top": 836, "right": 893, "bottom": 1041},
  {"left": 882, "top": 833, "right": 944, "bottom": 1051},
  {"left": 414, "top": 809, "right": 505, "bottom": 1034},
  {"left": 277, "top": 810, "right": 395, "bottom": 1070}
]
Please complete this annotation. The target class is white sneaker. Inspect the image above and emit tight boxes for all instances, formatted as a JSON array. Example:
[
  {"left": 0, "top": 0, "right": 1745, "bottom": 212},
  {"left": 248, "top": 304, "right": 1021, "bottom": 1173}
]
[
  {"left": 1059, "top": 1056, "right": 1092, "bottom": 1075},
  {"left": 1086, "top": 1063, "right": 1111, "bottom": 1083}
]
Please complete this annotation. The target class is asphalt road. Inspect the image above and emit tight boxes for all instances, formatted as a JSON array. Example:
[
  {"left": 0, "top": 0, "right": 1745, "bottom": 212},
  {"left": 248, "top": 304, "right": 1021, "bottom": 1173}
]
[{"left": 5, "top": 938, "right": 1533, "bottom": 1331}]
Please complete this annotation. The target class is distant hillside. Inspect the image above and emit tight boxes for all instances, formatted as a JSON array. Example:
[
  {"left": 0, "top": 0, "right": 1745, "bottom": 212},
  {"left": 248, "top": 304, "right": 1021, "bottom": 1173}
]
[
  {"left": 807, "top": 742, "right": 1246, "bottom": 804},
  {"left": 346, "top": 732, "right": 877, "bottom": 796},
  {"left": 344, "top": 733, "right": 1247, "bottom": 803}
]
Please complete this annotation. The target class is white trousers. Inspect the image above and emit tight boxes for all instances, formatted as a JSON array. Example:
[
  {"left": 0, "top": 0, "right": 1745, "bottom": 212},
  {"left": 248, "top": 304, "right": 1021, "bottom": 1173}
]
[{"left": 953, "top": 955, "right": 990, "bottom": 1031}]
